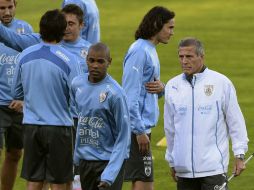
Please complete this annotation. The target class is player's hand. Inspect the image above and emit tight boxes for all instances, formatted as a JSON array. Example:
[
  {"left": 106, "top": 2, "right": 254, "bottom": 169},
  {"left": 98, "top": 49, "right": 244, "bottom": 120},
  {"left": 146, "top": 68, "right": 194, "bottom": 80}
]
[
  {"left": 98, "top": 181, "right": 110, "bottom": 189},
  {"left": 170, "top": 167, "right": 178, "bottom": 182},
  {"left": 8, "top": 100, "right": 23, "bottom": 113},
  {"left": 233, "top": 158, "right": 246, "bottom": 176},
  {"left": 145, "top": 79, "right": 164, "bottom": 94},
  {"left": 136, "top": 133, "right": 150, "bottom": 155}
]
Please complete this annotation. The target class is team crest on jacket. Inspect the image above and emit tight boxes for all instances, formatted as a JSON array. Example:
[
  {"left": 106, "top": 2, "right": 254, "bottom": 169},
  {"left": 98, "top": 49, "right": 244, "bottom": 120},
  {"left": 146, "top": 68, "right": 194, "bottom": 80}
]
[
  {"left": 204, "top": 85, "right": 214, "bottom": 96},
  {"left": 16, "top": 28, "right": 25, "bottom": 34},
  {"left": 99, "top": 91, "right": 108, "bottom": 103},
  {"left": 80, "top": 48, "right": 88, "bottom": 58}
]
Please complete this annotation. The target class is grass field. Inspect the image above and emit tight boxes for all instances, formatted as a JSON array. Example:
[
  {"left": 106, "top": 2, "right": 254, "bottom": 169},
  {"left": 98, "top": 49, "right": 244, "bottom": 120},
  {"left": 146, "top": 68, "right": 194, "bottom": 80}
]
[{"left": 2, "top": 0, "right": 253, "bottom": 189}]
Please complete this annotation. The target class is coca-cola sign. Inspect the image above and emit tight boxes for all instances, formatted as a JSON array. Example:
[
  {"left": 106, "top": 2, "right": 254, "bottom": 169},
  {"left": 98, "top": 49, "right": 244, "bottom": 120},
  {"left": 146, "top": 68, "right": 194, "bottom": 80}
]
[{"left": 0, "top": 53, "right": 19, "bottom": 65}]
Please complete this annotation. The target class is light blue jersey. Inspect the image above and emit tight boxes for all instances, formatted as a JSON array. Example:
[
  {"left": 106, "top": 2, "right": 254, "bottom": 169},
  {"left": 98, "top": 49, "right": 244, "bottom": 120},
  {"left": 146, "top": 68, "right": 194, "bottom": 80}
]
[
  {"left": 0, "top": 25, "right": 91, "bottom": 117},
  {"left": 71, "top": 74, "right": 130, "bottom": 185},
  {"left": 0, "top": 19, "right": 33, "bottom": 105},
  {"left": 62, "top": 0, "right": 100, "bottom": 44},
  {"left": 61, "top": 38, "right": 91, "bottom": 117},
  {"left": 0, "top": 23, "right": 39, "bottom": 52},
  {"left": 122, "top": 39, "right": 162, "bottom": 134},
  {"left": 12, "top": 42, "right": 80, "bottom": 126},
  {"left": 61, "top": 37, "right": 91, "bottom": 74}
]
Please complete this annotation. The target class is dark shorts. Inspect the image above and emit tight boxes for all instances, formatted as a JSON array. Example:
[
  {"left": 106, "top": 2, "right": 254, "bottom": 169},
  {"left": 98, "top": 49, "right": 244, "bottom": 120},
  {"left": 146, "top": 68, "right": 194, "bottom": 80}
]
[
  {"left": 79, "top": 160, "right": 125, "bottom": 190},
  {"left": 124, "top": 132, "right": 153, "bottom": 182},
  {"left": 177, "top": 174, "right": 228, "bottom": 190},
  {"left": 73, "top": 117, "right": 79, "bottom": 175},
  {"left": 0, "top": 106, "right": 23, "bottom": 150},
  {"left": 21, "top": 124, "right": 73, "bottom": 184}
]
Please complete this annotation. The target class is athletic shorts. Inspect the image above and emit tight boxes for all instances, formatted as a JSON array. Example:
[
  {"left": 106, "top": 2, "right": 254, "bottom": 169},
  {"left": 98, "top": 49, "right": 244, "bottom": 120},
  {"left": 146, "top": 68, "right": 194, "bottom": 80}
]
[
  {"left": 21, "top": 124, "right": 73, "bottom": 184},
  {"left": 0, "top": 106, "right": 23, "bottom": 150},
  {"left": 124, "top": 132, "right": 153, "bottom": 182},
  {"left": 177, "top": 173, "right": 228, "bottom": 190},
  {"left": 79, "top": 160, "right": 125, "bottom": 190}
]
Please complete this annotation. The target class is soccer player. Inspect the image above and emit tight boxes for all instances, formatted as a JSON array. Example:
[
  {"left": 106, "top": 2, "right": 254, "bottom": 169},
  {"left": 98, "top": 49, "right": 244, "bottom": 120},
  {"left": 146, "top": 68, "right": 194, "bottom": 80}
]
[
  {"left": 164, "top": 37, "right": 248, "bottom": 190},
  {"left": 122, "top": 6, "right": 175, "bottom": 190},
  {"left": 71, "top": 43, "right": 130, "bottom": 190},
  {"left": 0, "top": 5, "right": 90, "bottom": 189},
  {"left": 0, "top": 0, "right": 33, "bottom": 189},
  {"left": 62, "top": 0, "right": 100, "bottom": 44},
  {"left": 12, "top": 9, "right": 80, "bottom": 190},
  {"left": 61, "top": 4, "right": 91, "bottom": 74}
]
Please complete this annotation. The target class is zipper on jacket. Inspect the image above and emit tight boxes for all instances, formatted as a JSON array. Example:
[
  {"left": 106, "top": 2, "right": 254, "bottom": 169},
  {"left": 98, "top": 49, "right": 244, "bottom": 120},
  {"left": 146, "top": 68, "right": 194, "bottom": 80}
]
[{"left": 191, "top": 76, "right": 196, "bottom": 178}]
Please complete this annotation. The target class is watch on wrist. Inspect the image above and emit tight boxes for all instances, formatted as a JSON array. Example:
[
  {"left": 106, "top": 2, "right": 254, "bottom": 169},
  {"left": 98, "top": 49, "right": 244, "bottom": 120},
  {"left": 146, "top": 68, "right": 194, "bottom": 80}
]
[{"left": 235, "top": 154, "right": 245, "bottom": 160}]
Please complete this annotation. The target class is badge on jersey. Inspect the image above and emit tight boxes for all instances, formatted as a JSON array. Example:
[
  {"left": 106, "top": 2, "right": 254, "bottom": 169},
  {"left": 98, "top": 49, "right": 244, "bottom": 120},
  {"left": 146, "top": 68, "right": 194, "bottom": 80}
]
[
  {"left": 99, "top": 91, "right": 108, "bottom": 103},
  {"left": 16, "top": 28, "right": 25, "bottom": 34},
  {"left": 204, "top": 85, "right": 214, "bottom": 96},
  {"left": 80, "top": 48, "right": 88, "bottom": 58}
]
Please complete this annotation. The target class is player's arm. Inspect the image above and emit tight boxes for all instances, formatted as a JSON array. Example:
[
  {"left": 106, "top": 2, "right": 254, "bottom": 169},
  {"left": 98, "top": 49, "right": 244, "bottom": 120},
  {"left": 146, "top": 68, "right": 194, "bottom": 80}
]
[
  {"left": 122, "top": 50, "right": 146, "bottom": 134},
  {"left": 100, "top": 94, "right": 131, "bottom": 186},
  {"left": 11, "top": 58, "right": 24, "bottom": 100},
  {"left": 122, "top": 50, "right": 151, "bottom": 154},
  {"left": 0, "top": 23, "right": 40, "bottom": 51}
]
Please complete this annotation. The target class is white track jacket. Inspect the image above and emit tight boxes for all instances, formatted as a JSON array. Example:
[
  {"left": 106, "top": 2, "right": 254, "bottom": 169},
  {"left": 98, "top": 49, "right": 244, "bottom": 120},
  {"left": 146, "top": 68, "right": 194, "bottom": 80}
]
[{"left": 164, "top": 68, "right": 248, "bottom": 178}]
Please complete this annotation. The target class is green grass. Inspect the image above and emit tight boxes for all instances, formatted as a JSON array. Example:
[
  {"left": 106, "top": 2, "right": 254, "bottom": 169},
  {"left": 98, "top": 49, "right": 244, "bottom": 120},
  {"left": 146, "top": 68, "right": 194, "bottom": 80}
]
[{"left": 3, "top": 0, "right": 254, "bottom": 189}]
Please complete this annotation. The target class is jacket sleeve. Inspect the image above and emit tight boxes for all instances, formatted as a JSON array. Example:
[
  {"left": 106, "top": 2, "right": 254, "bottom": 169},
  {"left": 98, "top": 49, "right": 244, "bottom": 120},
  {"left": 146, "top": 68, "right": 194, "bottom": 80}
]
[
  {"left": 101, "top": 94, "right": 131, "bottom": 185},
  {"left": 84, "top": 1, "right": 100, "bottom": 43},
  {"left": 11, "top": 56, "right": 24, "bottom": 100},
  {"left": 122, "top": 50, "right": 146, "bottom": 134},
  {"left": 224, "top": 81, "right": 248, "bottom": 155},
  {"left": 0, "top": 23, "right": 40, "bottom": 51},
  {"left": 164, "top": 83, "right": 175, "bottom": 167},
  {"left": 68, "top": 56, "right": 82, "bottom": 118},
  {"left": 70, "top": 78, "right": 80, "bottom": 165}
]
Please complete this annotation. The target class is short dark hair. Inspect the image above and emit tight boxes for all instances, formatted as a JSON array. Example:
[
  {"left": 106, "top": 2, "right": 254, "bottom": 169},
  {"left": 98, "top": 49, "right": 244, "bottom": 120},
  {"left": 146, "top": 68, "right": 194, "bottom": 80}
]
[
  {"left": 62, "top": 4, "right": 84, "bottom": 24},
  {"left": 88, "top": 42, "right": 111, "bottom": 61},
  {"left": 178, "top": 37, "right": 205, "bottom": 56},
  {"left": 39, "top": 9, "right": 67, "bottom": 43},
  {"left": 135, "top": 6, "right": 175, "bottom": 40}
]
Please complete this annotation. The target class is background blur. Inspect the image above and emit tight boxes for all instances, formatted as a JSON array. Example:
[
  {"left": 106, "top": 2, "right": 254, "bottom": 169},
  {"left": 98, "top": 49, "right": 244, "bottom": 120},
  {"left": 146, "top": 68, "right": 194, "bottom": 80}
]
[{"left": 3, "top": 0, "right": 253, "bottom": 189}]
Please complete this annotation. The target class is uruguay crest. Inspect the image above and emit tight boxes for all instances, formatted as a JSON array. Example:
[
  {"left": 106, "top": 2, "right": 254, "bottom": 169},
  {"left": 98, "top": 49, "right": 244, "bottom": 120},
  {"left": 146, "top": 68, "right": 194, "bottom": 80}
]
[
  {"left": 80, "top": 48, "right": 88, "bottom": 58},
  {"left": 99, "top": 91, "right": 108, "bottom": 103},
  {"left": 145, "top": 166, "right": 152, "bottom": 176},
  {"left": 204, "top": 85, "right": 214, "bottom": 96},
  {"left": 16, "top": 28, "right": 25, "bottom": 34}
]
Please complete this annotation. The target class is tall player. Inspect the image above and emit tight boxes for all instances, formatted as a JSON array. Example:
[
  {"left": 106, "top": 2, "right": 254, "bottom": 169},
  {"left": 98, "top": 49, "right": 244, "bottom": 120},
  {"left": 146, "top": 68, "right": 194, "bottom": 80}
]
[
  {"left": 12, "top": 9, "right": 80, "bottom": 190},
  {"left": 0, "top": 0, "right": 33, "bottom": 189},
  {"left": 122, "top": 6, "right": 175, "bottom": 190}
]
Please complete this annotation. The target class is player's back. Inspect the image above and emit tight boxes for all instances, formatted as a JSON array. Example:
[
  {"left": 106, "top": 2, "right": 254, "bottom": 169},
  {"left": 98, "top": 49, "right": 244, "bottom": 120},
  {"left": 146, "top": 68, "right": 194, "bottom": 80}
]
[{"left": 14, "top": 42, "right": 79, "bottom": 126}]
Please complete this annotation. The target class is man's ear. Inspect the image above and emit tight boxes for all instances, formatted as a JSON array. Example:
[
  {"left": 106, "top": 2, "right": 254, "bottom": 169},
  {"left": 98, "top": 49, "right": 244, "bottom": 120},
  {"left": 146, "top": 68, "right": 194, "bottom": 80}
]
[
  {"left": 107, "top": 58, "right": 112, "bottom": 67},
  {"left": 80, "top": 22, "right": 84, "bottom": 30}
]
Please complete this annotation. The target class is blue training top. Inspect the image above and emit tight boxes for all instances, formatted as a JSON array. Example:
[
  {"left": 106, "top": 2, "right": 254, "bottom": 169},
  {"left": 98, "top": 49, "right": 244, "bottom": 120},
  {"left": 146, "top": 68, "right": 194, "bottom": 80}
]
[
  {"left": 122, "top": 39, "right": 163, "bottom": 134},
  {"left": 12, "top": 42, "right": 80, "bottom": 126},
  {"left": 0, "top": 18, "right": 33, "bottom": 105},
  {"left": 71, "top": 73, "right": 130, "bottom": 185}
]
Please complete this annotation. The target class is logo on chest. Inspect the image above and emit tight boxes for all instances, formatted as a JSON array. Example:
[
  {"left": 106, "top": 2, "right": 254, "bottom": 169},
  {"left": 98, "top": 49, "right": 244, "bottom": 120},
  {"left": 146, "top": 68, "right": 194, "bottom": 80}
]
[
  {"left": 99, "top": 91, "right": 108, "bottom": 103},
  {"left": 80, "top": 48, "right": 88, "bottom": 58},
  {"left": 204, "top": 85, "right": 214, "bottom": 96}
]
